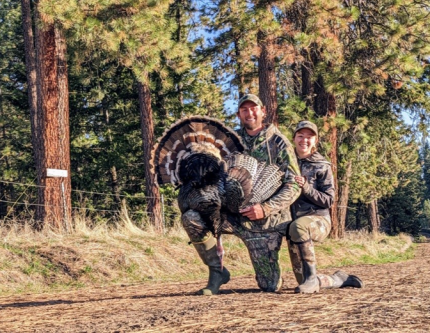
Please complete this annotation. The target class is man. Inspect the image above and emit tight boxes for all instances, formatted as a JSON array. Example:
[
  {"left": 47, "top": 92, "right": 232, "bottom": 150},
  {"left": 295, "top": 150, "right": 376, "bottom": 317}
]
[{"left": 181, "top": 93, "right": 301, "bottom": 295}]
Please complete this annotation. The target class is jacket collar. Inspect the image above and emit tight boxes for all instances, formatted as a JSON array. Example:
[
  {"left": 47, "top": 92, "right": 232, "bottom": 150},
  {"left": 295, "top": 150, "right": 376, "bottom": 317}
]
[{"left": 297, "top": 151, "right": 331, "bottom": 164}]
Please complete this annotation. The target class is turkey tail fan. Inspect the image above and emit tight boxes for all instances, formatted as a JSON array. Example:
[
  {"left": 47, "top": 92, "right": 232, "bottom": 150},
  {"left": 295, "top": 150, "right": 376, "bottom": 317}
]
[
  {"left": 224, "top": 153, "right": 259, "bottom": 177},
  {"left": 248, "top": 164, "right": 284, "bottom": 205},
  {"left": 151, "top": 116, "right": 245, "bottom": 186},
  {"left": 224, "top": 153, "right": 284, "bottom": 210},
  {"left": 224, "top": 167, "right": 253, "bottom": 213}
]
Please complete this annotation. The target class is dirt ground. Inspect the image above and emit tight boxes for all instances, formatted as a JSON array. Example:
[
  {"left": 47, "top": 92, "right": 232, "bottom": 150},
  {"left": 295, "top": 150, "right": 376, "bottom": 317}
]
[{"left": 0, "top": 243, "right": 429, "bottom": 333}]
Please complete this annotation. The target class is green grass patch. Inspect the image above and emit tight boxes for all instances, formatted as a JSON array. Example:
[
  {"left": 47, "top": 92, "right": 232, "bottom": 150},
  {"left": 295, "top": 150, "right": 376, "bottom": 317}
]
[
  {"left": 317, "top": 244, "right": 334, "bottom": 255},
  {"left": 144, "top": 247, "right": 155, "bottom": 255}
]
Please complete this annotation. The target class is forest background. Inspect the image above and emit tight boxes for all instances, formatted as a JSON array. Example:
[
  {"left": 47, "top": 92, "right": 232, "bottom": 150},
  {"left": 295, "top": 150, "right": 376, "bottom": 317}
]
[{"left": 1, "top": 0, "right": 430, "bottom": 239}]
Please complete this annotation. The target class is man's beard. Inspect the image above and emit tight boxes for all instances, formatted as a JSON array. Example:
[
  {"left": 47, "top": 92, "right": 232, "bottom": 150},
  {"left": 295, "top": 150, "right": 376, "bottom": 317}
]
[{"left": 243, "top": 122, "right": 263, "bottom": 131}]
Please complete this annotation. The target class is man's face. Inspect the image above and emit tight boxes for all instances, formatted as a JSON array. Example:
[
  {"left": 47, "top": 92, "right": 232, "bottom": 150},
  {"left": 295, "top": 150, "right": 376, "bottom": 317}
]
[{"left": 237, "top": 101, "right": 266, "bottom": 133}]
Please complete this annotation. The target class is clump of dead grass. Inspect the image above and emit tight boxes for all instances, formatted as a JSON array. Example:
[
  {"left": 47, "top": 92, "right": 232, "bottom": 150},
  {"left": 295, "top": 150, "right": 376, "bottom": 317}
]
[{"left": 0, "top": 215, "right": 415, "bottom": 296}]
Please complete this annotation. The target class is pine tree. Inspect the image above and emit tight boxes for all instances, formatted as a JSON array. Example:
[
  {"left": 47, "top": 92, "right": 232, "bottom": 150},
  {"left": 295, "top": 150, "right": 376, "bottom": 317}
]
[
  {"left": 200, "top": 0, "right": 258, "bottom": 100},
  {"left": 279, "top": 0, "right": 430, "bottom": 237},
  {"left": 421, "top": 141, "right": 430, "bottom": 200},
  {"left": 31, "top": 2, "right": 72, "bottom": 229},
  {"left": 40, "top": 0, "right": 225, "bottom": 229},
  {"left": 0, "top": 0, "right": 35, "bottom": 218},
  {"left": 379, "top": 165, "right": 425, "bottom": 237}
]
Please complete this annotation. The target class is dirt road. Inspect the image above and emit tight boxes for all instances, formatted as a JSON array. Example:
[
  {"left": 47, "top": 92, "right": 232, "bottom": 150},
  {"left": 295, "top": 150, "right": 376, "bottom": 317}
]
[{"left": 1, "top": 243, "right": 429, "bottom": 332}]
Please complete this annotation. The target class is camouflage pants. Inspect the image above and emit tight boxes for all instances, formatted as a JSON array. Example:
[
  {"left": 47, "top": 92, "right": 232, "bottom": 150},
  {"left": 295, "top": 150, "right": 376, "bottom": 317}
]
[
  {"left": 288, "top": 215, "right": 331, "bottom": 243},
  {"left": 182, "top": 209, "right": 283, "bottom": 292},
  {"left": 287, "top": 215, "right": 335, "bottom": 286}
]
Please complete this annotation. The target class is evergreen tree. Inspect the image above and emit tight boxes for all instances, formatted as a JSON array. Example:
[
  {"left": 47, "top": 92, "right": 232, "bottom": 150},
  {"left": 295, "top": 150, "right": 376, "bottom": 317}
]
[
  {"left": 379, "top": 165, "right": 425, "bottom": 237},
  {"left": 279, "top": 0, "right": 430, "bottom": 237},
  {"left": 0, "top": 0, "right": 36, "bottom": 219},
  {"left": 421, "top": 141, "right": 430, "bottom": 200}
]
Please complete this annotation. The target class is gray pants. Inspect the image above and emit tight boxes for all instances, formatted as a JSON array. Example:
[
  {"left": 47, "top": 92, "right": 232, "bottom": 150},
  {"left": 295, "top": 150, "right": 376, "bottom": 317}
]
[{"left": 182, "top": 210, "right": 284, "bottom": 292}]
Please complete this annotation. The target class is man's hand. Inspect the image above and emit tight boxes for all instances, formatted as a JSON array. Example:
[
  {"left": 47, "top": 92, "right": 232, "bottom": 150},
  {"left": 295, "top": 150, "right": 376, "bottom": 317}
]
[{"left": 239, "top": 204, "right": 265, "bottom": 220}]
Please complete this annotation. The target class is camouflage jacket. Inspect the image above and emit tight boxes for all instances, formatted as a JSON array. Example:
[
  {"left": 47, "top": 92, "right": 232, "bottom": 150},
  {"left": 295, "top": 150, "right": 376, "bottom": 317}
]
[
  {"left": 235, "top": 124, "right": 301, "bottom": 232},
  {"left": 292, "top": 151, "right": 335, "bottom": 218}
]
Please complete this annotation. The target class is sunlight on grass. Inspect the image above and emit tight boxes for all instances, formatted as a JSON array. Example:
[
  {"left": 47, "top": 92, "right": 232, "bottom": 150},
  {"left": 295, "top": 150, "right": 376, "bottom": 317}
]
[{"left": 0, "top": 216, "right": 416, "bottom": 296}]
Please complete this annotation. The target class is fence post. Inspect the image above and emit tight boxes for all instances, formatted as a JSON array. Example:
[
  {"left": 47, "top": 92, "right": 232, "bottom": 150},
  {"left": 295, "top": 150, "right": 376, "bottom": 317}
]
[
  {"left": 161, "top": 194, "right": 166, "bottom": 234},
  {"left": 61, "top": 181, "right": 70, "bottom": 232}
]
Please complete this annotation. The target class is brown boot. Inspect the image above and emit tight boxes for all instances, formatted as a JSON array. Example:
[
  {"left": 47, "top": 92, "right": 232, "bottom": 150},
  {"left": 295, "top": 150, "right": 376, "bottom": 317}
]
[
  {"left": 294, "top": 240, "right": 320, "bottom": 294},
  {"left": 193, "top": 236, "right": 230, "bottom": 295}
]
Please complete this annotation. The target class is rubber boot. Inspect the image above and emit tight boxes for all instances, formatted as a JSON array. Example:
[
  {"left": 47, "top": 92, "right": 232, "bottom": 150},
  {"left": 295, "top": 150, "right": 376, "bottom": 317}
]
[
  {"left": 318, "top": 270, "right": 364, "bottom": 289},
  {"left": 193, "top": 235, "right": 230, "bottom": 295},
  {"left": 287, "top": 239, "right": 304, "bottom": 284},
  {"left": 294, "top": 240, "right": 320, "bottom": 294}
]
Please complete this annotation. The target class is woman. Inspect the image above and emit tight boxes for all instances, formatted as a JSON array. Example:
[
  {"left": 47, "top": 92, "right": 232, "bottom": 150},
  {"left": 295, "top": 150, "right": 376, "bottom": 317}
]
[{"left": 287, "top": 120, "right": 363, "bottom": 293}]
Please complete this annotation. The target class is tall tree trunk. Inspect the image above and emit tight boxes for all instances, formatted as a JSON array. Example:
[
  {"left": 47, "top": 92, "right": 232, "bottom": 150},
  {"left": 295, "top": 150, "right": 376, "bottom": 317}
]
[
  {"left": 137, "top": 79, "right": 163, "bottom": 233},
  {"left": 34, "top": 10, "right": 71, "bottom": 230},
  {"left": 234, "top": 39, "right": 246, "bottom": 99},
  {"left": 104, "top": 108, "right": 121, "bottom": 205},
  {"left": 314, "top": 74, "right": 339, "bottom": 239},
  {"left": 355, "top": 202, "right": 361, "bottom": 230},
  {"left": 258, "top": 29, "right": 278, "bottom": 126},
  {"left": 21, "top": 0, "right": 42, "bottom": 174},
  {"left": 337, "top": 160, "right": 352, "bottom": 238},
  {"left": 301, "top": 50, "right": 314, "bottom": 108},
  {"left": 0, "top": 89, "right": 8, "bottom": 217},
  {"left": 366, "top": 199, "right": 379, "bottom": 233}
]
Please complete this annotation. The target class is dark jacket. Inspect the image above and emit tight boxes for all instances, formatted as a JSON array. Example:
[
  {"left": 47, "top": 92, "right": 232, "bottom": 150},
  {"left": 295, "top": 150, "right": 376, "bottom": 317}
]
[
  {"left": 293, "top": 151, "right": 335, "bottom": 218},
  {"left": 235, "top": 124, "right": 301, "bottom": 232}
]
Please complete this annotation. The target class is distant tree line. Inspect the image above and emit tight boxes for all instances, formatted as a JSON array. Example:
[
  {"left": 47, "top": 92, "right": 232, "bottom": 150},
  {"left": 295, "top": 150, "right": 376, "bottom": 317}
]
[{"left": 0, "top": 0, "right": 430, "bottom": 236}]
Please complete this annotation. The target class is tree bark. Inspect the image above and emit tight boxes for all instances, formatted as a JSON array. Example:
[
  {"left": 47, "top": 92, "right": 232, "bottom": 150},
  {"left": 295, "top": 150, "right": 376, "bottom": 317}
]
[
  {"left": 258, "top": 28, "right": 278, "bottom": 126},
  {"left": 234, "top": 39, "right": 246, "bottom": 99},
  {"left": 137, "top": 79, "right": 163, "bottom": 233},
  {"left": 327, "top": 104, "right": 339, "bottom": 239},
  {"left": 21, "top": 0, "right": 42, "bottom": 174},
  {"left": 301, "top": 50, "right": 314, "bottom": 108},
  {"left": 366, "top": 199, "right": 379, "bottom": 233},
  {"left": 313, "top": 74, "right": 339, "bottom": 239},
  {"left": 337, "top": 160, "right": 352, "bottom": 238},
  {"left": 34, "top": 10, "right": 71, "bottom": 230},
  {"left": 355, "top": 202, "right": 361, "bottom": 230},
  {"left": 0, "top": 89, "right": 9, "bottom": 217}
]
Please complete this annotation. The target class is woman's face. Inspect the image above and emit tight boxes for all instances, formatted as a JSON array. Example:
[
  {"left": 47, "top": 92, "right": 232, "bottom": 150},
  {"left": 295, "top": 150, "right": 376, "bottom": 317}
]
[{"left": 294, "top": 128, "right": 318, "bottom": 158}]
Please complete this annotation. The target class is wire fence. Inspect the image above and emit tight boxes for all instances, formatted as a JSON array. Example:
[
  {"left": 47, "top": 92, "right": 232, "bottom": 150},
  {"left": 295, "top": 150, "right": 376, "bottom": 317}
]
[{"left": 0, "top": 179, "right": 180, "bottom": 229}]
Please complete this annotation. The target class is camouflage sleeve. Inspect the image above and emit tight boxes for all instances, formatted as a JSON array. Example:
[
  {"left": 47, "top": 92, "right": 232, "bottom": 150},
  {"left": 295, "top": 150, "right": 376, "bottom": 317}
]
[
  {"left": 260, "top": 141, "right": 301, "bottom": 217},
  {"left": 301, "top": 164, "right": 335, "bottom": 208}
]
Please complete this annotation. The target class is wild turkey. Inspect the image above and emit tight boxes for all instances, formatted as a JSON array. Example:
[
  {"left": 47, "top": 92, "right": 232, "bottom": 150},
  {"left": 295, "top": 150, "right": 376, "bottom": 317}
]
[{"left": 151, "top": 116, "right": 284, "bottom": 268}]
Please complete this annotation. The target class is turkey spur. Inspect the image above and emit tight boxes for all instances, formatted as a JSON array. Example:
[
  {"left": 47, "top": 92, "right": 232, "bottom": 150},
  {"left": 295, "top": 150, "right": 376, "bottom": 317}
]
[{"left": 151, "top": 116, "right": 284, "bottom": 265}]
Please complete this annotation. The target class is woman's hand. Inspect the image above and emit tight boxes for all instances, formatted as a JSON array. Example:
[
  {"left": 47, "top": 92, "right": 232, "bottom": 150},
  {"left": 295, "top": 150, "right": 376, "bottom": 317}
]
[{"left": 295, "top": 176, "right": 306, "bottom": 188}]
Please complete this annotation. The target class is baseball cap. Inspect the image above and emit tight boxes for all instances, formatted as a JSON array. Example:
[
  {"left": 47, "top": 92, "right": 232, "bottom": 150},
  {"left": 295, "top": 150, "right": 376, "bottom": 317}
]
[
  {"left": 294, "top": 120, "right": 318, "bottom": 137},
  {"left": 238, "top": 94, "right": 263, "bottom": 109}
]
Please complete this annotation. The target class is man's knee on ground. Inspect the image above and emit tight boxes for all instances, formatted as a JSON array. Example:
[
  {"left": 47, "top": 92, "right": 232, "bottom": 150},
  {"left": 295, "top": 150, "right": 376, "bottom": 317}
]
[
  {"left": 251, "top": 254, "right": 281, "bottom": 292},
  {"left": 255, "top": 270, "right": 281, "bottom": 292}
]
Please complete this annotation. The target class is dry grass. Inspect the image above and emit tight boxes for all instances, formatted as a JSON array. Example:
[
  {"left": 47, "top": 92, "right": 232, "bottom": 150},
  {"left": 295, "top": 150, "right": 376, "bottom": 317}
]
[{"left": 0, "top": 215, "right": 415, "bottom": 296}]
